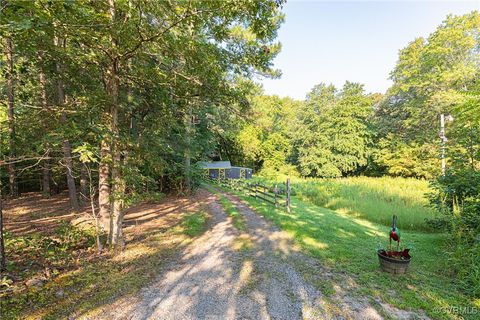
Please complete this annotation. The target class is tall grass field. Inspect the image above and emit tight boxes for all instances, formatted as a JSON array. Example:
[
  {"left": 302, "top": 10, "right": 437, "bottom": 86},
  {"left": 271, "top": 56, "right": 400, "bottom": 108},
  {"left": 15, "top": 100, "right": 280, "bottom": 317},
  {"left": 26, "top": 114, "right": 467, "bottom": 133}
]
[{"left": 262, "top": 176, "right": 437, "bottom": 231}]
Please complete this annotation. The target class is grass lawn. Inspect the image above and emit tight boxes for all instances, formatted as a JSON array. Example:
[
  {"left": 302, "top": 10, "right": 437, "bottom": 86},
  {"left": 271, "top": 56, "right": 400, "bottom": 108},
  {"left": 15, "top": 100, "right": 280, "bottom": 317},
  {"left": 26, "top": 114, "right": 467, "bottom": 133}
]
[{"left": 217, "top": 182, "right": 479, "bottom": 320}]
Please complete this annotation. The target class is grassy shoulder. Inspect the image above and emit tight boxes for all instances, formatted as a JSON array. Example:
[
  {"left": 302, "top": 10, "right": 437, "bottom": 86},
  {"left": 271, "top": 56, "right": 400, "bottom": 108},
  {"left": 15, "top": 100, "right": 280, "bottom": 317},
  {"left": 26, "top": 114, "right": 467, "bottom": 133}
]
[
  {"left": 219, "top": 185, "right": 478, "bottom": 320},
  {"left": 0, "top": 210, "right": 209, "bottom": 320}
]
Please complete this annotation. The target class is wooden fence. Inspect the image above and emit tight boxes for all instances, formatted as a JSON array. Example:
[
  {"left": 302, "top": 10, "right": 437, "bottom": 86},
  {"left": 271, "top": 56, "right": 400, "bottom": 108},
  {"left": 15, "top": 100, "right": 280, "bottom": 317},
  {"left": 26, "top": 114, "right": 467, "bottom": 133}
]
[{"left": 205, "top": 177, "right": 291, "bottom": 212}]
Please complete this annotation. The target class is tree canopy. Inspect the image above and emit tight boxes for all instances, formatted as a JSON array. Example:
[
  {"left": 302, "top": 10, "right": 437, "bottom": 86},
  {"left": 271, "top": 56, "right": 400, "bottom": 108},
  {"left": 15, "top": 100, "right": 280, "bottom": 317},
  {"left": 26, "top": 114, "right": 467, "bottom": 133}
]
[{"left": 0, "top": 0, "right": 285, "bottom": 250}]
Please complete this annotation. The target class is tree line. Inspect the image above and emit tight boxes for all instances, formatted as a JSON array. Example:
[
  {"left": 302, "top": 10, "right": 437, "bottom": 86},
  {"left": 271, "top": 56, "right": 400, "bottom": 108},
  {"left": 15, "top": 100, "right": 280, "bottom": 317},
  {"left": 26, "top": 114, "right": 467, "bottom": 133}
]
[
  {"left": 235, "top": 12, "right": 479, "bottom": 183},
  {"left": 0, "top": 0, "right": 285, "bottom": 262}
]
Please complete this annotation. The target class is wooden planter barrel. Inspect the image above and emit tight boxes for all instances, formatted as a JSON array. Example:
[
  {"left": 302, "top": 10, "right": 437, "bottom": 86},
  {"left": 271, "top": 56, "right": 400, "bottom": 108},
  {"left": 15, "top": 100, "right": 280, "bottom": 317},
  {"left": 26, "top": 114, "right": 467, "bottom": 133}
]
[{"left": 377, "top": 249, "right": 411, "bottom": 274}]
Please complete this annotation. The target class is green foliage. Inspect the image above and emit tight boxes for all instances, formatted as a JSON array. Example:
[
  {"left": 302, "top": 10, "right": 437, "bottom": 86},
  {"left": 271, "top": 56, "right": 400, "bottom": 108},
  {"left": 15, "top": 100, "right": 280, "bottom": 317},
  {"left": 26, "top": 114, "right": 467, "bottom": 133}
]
[
  {"left": 4, "top": 222, "right": 95, "bottom": 271},
  {"left": 372, "top": 135, "right": 439, "bottom": 179},
  {"left": 372, "top": 12, "right": 480, "bottom": 179},
  {"left": 0, "top": 0, "right": 286, "bottom": 195},
  {"left": 73, "top": 143, "right": 98, "bottom": 164},
  {"left": 231, "top": 12, "right": 480, "bottom": 182},
  {"left": 295, "top": 82, "right": 374, "bottom": 177},
  {"left": 382, "top": 12, "right": 480, "bottom": 140},
  {"left": 236, "top": 95, "right": 299, "bottom": 172},
  {"left": 429, "top": 168, "right": 480, "bottom": 297}
]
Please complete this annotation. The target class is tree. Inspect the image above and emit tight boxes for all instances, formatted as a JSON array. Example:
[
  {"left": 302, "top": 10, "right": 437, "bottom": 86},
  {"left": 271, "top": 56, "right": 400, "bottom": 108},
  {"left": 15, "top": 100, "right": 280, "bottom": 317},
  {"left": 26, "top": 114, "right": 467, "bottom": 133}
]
[
  {"left": 4, "top": 37, "right": 17, "bottom": 197},
  {"left": 0, "top": 0, "right": 285, "bottom": 252},
  {"left": 295, "top": 82, "right": 373, "bottom": 177},
  {"left": 374, "top": 12, "right": 480, "bottom": 178},
  {"left": 236, "top": 95, "right": 298, "bottom": 173}
]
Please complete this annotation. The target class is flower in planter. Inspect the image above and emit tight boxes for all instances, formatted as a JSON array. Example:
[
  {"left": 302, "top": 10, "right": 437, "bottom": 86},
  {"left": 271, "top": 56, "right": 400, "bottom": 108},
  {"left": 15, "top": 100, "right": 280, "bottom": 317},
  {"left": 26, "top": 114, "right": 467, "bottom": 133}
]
[
  {"left": 389, "top": 215, "right": 401, "bottom": 251},
  {"left": 377, "top": 215, "right": 411, "bottom": 260}
]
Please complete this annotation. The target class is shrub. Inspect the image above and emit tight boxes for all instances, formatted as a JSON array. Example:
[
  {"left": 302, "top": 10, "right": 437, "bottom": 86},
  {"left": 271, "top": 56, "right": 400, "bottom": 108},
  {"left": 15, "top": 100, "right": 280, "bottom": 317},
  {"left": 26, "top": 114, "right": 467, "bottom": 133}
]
[{"left": 429, "top": 168, "right": 480, "bottom": 297}]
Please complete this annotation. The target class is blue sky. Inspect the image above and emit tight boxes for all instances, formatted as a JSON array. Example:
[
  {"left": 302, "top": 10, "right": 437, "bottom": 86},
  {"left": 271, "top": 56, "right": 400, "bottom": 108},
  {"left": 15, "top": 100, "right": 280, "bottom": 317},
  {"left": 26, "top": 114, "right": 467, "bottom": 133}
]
[{"left": 260, "top": 0, "right": 480, "bottom": 99}]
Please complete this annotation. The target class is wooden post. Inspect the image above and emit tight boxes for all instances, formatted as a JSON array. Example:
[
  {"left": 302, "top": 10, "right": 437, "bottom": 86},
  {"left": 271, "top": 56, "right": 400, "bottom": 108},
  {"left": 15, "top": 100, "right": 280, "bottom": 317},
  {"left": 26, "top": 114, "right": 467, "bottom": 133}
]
[
  {"left": 255, "top": 182, "right": 258, "bottom": 199},
  {"left": 263, "top": 183, "right": 266, "bottom": 195},
  {"left": 286, "top": 178, "right": 291, "bottom": 212}
]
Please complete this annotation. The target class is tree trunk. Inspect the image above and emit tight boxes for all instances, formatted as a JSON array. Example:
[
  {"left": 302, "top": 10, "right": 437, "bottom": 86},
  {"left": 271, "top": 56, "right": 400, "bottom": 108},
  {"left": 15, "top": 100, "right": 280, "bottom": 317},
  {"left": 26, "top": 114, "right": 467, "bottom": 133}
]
[
  {"left": 55, "top": 36, "right": 79, "bottom": 211},
  {"left": 0, "top": 178, "right": 6, "bottom": 271},
  {"left": 39, "top": 62, "right": 51, "bottom": 197},
  {"left": 109, "top": 64, "right": 124, "bottom": 249},
  {"left": 184, "top": 104, "right": 192, "bottom": 192},
  {"left": 42, "top": 161, "right": 51, "bottom": 197},
  {"left": 109, "top": 69, "right": 125, "bottom": 250},
  {"left": 107, "top": 0, "right": 125, "bottom": 251},
  {"left": 5, "top": 37, "right": 18, "bottom": 198},
  {"left": 80, "top": 164, "right": 88, "bottom": 207},
  {"left": 110, "top": 148, "right": 125, "bottom": 251},
  {"left": 98, "top": 140, "right": 111, "bottom": 235},
  {"left": 61, "top": 130, "right": 79, "bottom": 211}
]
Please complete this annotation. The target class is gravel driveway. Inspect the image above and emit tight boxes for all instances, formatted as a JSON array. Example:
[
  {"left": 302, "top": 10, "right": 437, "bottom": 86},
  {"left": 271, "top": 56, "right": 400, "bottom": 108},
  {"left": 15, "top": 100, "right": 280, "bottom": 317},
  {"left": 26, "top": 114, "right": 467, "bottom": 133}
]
[{"left": 87, "top": 189, "right": 422, "bottom": 320}]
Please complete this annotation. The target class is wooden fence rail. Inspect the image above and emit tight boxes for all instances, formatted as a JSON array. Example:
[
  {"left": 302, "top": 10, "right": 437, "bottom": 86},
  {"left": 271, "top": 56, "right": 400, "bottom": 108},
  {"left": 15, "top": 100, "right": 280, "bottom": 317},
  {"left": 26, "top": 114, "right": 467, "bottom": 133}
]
[{"left": 205, "top": 177, "right": 291, "bottom": 212}]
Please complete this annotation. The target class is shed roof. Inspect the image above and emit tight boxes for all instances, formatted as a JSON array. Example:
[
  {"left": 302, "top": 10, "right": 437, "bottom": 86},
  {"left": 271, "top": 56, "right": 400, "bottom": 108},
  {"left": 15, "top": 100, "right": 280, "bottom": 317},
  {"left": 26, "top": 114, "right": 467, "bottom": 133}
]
[{"left": 197, "top": 161, "right": 231, "bottom": 169}]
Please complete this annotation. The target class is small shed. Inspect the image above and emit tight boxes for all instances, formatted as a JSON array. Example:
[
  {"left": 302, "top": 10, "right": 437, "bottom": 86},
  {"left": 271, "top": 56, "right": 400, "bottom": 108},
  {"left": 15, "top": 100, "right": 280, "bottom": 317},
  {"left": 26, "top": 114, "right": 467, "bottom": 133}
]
[
  {"left": 228, "top": 166, "right": 253, "bottom": 179},
  {"left": 198, "top": 161, "right": 253, "bottom": 180}
]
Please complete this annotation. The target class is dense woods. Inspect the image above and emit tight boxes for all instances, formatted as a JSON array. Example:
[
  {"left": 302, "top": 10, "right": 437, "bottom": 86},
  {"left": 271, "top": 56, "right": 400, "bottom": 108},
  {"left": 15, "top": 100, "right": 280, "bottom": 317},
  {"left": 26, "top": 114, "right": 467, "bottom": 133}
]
[
  {"left": 0, "top": 0, "right": 284, "bottom": 254},
  {"left": 1, "top": 2, "right": 480, "bottom": 317}
]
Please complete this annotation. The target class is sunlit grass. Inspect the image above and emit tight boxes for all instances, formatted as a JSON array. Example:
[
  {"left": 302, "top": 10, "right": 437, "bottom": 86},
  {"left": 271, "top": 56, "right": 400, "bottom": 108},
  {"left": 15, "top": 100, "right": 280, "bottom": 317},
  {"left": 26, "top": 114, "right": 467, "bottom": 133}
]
[
  {"left": 220, "top": 186, "right": 474, "bottom": 320},
  {"left": 175, "top": 211, "right": 208, "bottom": 237},
  {"left": 291, "top": 176, "right": 438, "bottom": 231}
]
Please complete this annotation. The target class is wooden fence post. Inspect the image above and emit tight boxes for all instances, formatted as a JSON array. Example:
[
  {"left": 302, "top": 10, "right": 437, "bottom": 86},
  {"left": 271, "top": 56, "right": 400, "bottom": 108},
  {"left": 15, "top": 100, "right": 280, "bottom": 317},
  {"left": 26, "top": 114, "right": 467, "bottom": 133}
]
[
  {"left": 286, "top": 178, "right": 291, "bottom": 212},
  {"left": 255, "top": 182, "right": 258, "bottom": 199}
]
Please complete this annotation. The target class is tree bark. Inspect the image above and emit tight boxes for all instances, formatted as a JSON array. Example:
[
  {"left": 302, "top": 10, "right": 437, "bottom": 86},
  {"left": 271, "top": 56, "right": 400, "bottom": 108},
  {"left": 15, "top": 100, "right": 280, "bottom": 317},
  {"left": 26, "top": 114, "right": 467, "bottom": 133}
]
[
  {"left": 184, "top": 104, "right": 192, "bottom": 192},
  {"left": 109, "top": 62, "right": 124, "bottom": 249},
  {"left": 5, "top": 37, "right": 18, "bottom": 198},
  {"left": 0, "top": 178, "right": 6, "bottom": 271},
  {"left": 98, "top": 140, "right": 111, "bottom": 235},
  {"left": 42, "top": 161, "right": 51, "bottom": 197},
  {"left": 39, "top": 61, "right": 51, "bottom": 197},
  {"left": 55, "top": 36, "right": 79, "bottom": 211},
  {"left": 108, "top": 0, "right": 125, "bottom": 251}
]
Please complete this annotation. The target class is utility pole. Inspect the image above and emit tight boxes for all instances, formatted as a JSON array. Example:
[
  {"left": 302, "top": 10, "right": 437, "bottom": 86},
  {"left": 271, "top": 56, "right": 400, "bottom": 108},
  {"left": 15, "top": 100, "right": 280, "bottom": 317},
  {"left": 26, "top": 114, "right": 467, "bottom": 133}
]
[{"left": 440, "top": 114, "right": 453, "bottom": 176}]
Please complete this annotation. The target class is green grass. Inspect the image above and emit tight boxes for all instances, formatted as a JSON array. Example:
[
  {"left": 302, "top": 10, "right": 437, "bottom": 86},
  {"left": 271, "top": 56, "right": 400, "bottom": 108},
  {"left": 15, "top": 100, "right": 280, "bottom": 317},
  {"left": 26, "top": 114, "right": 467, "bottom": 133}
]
[
  {"left": 291, "top": 176, "right": 438, "bottom": 231},
  {"left": 175, "top": 211, "right": 209, "bottom": 237},
  {"left": 221, "top": 186, "right": 479, "bottom": 320}
]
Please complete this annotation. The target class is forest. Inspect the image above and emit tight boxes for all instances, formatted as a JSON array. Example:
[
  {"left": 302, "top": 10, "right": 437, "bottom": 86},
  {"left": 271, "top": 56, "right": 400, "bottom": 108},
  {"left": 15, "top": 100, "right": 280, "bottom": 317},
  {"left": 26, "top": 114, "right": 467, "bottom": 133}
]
[{"left": 1, "top": 1, "right": 479, "bottom": 319}]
